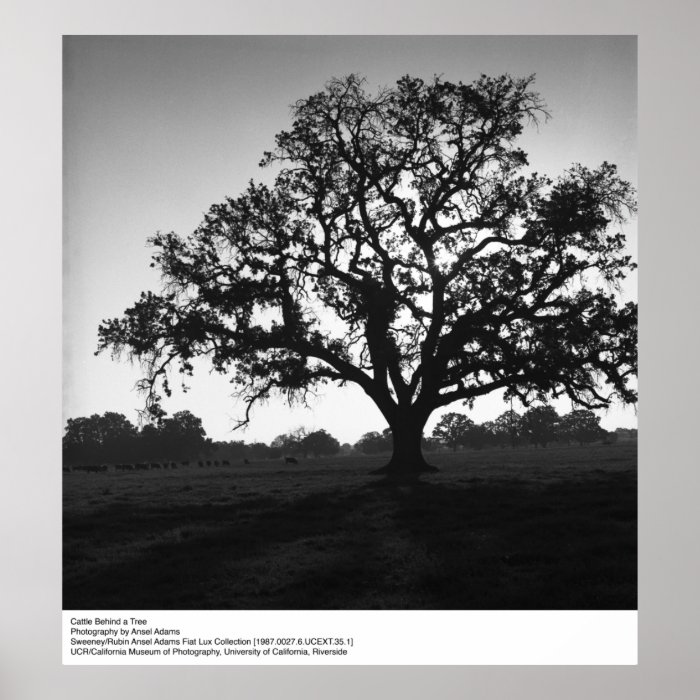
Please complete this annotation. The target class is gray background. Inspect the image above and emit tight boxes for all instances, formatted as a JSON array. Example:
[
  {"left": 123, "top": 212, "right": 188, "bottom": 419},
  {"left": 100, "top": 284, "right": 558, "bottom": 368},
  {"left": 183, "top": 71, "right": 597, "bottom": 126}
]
[{"left": 1, "top": 0, "right": 698, "bottom": 698}]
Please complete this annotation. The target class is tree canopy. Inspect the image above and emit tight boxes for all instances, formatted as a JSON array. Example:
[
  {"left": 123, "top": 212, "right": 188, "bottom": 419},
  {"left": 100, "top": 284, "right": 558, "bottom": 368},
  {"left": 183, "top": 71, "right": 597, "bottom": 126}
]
[
  {"left": 63, "top": 409, "right": 209, "bottom": 464},
  {"left": 302, "top": 429, "right": 341, "bottom": 457},
  {"left": 432, "top": 412, "right": 475, "bottom": 451},
  {"left": 63, "top": 412, "right": 138, "bottom": 464},
  {"left": 520, "top": 405, "right": 560, "bottom": 447},
  {"left": 98, "top": 73, "right": 637, "bottom": 477},
  {"left": 559, "top": 409, "right": 606, "bottom": 445}
]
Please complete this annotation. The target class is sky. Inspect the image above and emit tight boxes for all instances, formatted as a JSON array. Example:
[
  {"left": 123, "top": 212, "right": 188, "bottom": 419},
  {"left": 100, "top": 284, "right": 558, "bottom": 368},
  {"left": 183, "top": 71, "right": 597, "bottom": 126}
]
[{"left": 63, "top": 36, "right": 637, "bottom": 445}]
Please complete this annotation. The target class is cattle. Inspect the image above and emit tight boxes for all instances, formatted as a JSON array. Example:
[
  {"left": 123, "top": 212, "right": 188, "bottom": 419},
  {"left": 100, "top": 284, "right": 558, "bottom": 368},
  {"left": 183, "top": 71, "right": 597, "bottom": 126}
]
[
  {"left": 83, "top": 464, "right": 107, "bottom": 473},
  {"left": 135, "top": 463, "right": 149, "bottom": 471},
  {"left": 243, "top": 458, "right": 250, "bottom": 465},
  {"left": 182, "top": 461, "right": 190, "bottom": 466},
  {"left": 222, "top": 460, "right": 230, "bottom": 466},
  {"left": 284, "top": 456, "right": 298, "bottom": 465},
  {"left": 198, "top": 460, "right": 204, "bottom": 467},
  {"left": 150, "top": 462, "right": 161, "bottom": 469},
  {"left": 63, "top": 466, "right": 71, "bottom": 473}
]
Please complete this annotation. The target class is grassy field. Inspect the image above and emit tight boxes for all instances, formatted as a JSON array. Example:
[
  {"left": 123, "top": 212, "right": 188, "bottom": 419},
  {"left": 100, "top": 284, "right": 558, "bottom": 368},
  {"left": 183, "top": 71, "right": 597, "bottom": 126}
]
[{"left": 63, "top": 441, "right": 636, "bottom": 610}]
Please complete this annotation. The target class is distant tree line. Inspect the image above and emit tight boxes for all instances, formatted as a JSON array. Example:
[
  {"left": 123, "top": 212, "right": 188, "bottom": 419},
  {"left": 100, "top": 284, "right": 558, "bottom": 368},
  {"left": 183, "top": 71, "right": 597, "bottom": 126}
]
[
  {"left": 62, "top": 410, "right": 209, "bottom": 465},
  {"left": 207, "top": 427, "right": 343, "bottom": 463},
  {"left": 425, "top": 406, "right": 627, "bottom": 452},
  {"left": 354, "top": 406, "right": 634, "bottom": 455},
  {"left": 63, "top": 414, "right": 344, "bottom": 466},
  {"left": 64, "top": 405, "right": 635, "bottom": 466}
]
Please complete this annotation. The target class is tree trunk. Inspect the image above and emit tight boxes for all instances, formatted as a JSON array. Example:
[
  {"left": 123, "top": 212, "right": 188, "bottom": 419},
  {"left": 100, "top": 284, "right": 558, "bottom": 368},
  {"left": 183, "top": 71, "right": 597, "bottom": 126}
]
[{"left": 371, "top": 411, "right": 437, "bottom": 479}]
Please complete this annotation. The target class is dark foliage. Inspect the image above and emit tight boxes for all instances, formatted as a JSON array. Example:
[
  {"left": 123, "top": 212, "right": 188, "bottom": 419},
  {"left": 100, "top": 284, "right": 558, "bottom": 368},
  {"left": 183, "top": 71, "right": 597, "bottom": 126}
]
[
  {"left": 63, "top": 410, "right": 209, "bottom": 465},
  {"left": 559, "top": 409, "right": 606, "bottom": 445},
  {"left": 63, "top": 412, "right": 138, "bottom": 465},
  {"left": 520, "top": 405, "right": 560, "bottom": 447}
]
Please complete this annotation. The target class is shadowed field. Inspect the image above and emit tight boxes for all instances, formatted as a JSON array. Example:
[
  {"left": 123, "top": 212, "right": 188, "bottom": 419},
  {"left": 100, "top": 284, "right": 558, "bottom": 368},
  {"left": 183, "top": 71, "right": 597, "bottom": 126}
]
[{"left": 63, "top": 441, "right": 636, "bottom": 610}]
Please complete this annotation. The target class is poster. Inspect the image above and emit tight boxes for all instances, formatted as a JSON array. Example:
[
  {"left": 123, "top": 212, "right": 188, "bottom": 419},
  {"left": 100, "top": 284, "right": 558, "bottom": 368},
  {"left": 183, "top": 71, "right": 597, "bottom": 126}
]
[
  {"left": 62, "top": 35, "right": 637, "bottom": 665},
  {"left": 2, "top": 1, "right": 699, "bottom": 698}
]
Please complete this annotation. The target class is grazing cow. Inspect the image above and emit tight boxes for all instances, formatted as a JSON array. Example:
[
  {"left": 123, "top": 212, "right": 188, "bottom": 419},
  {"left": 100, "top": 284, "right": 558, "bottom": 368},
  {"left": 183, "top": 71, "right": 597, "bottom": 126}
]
[
  {"left": 284, "top": 456, "right": 298, "bottom": 465},
  {"left": 63, "top": 466, "right": 71, "bottom": 473},
  {"left": 198, "top": 460, "right": 204, "bottom": 467},
  {"left": 243, "top": 459, "right": 250, "bottom": 465},
  {"left": 136, "top": 463, "right": 149, "bottom": 471},
  {"left": 222, "top": 460, "right": 230, "bottom": 466},
  {"left": 182, "top": 461, "right": 190, "bottom": 466},
  {"left": 150, "top": 462, "right": 161, "bottom": 469},
  {"left": 214, "top": 460, "right": 220, "bottom": 467},
  {"left": 85, "top": 465, "right": 107, "bottom": 473},
  {"left": 206, "top": 460, "right": 212, "bottom": 466}
]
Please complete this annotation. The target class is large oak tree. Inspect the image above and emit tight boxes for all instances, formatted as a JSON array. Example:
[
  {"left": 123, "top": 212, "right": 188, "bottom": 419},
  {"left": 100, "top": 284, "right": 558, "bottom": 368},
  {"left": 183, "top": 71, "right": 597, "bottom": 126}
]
[{"left": 98, "top": 74, "right": 637, "bottom": 478}]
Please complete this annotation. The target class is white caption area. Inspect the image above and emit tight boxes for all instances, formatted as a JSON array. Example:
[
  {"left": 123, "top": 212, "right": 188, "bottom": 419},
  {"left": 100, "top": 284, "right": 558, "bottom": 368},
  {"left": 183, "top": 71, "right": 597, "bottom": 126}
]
[{"left": 63, "top": 610, "right": 637, "bottom": 665}]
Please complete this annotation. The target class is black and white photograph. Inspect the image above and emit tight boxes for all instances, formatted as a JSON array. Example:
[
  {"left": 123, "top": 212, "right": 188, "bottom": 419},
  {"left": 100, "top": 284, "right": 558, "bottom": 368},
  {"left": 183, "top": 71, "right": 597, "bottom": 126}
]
[{"left": 62, "top": 35, "right": 638, "bottom": 613}]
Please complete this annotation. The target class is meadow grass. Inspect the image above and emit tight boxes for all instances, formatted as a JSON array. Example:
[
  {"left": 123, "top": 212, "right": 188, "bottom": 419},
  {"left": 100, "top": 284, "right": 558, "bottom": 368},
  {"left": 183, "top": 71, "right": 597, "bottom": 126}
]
[{"left": 63, "top": 441, "right": 636, "bottom": 610}]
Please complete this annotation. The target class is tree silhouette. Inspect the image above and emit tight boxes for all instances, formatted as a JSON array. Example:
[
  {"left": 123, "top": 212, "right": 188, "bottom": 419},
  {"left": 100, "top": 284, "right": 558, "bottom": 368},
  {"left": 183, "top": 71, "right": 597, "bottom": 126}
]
[
  {"left": 560, "top": 409, "right": 605, "bottom": 445},
  {"left": 302, "top": 429, "right": 341, "bottom": 457},
  {"left": 521, "top": 405, "right": 560, "bottom": 447},
  {"left": 159, "top": 410, "right": 209, "bottom": 460},
  {"left": 98, "top": 73, "right": 637, "bottom": 478},
  {"left": 492, "top": 409, "right": 523, "bottom": 448},
  {"left": 271, "top": 428, "right": 306, "bottom": 456},
  {"left": 63, "top": 412, "right": 138, "bottom": 464},
  {"left": 355, "top": 429, "right": 392, "bottom": 455},
  {"left": 432, "top": 412, "right": 475, "bottom": 451}
]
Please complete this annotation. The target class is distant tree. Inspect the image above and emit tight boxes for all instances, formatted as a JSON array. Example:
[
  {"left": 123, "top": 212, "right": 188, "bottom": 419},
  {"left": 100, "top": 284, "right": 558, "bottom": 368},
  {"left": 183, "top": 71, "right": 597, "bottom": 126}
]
[
  {"left": 271, "top": 431, "right": 303, "bottom": 456},
  {"left": 247, "top": 442, "right": 272, "bottom": 460},
  {"left": 615, "top": 427, "right": 638, "bottom": 440},
  {"left": 560, "top": 409, "right": 605, "bottom": 445},
  {"left": 226, "top": 440, "right": 247, "bottom": 460},
  {"left": 355, "top": 431, "right": 380, "bottom": 455},
  {"left": 159, "top": 410, "right": 209, "bottom": 460},
  {"left": 492, "top": 409, "right": 522, "bottom": 448},
  {"left": 98, "top": 73, "right": 637, "bottom": 479},
  {"left": 355, "top": 429, "right": 392, "bottom": 455},
  {"left": 209, "top": 439, "right": 247, "bottom": 462},
  {"left": 521, "top": 405, "right": 560, "bottom": 447},
  {"left": 138, "top": 422, "right": 163, "bottom": 460},
  {"left": 301, "top": 429, "right": 341, "bottom": 457},
  {"left": 601, "top": 430, "right": 619, "bottom": 445},
  {"left": 432, "top": 412, "right": 475, "bottom": 451},
  {"left": 467, "top": 422, "right": 493, "bottom": 450},
  {"left": 99, "top": 412, "right": 139, "bottom": 459},
  {"left": 63, "top": 412, "right": 138, "bottom": 464},
  {"left": 63, "top": 415, "right": 102, "bottom": 464}
]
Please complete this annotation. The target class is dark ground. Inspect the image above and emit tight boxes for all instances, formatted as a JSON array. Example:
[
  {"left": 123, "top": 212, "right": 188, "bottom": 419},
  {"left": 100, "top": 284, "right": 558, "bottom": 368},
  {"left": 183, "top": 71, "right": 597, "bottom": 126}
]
[{"left": 63, "top": 441, "right": 636, "bottom": 610}]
